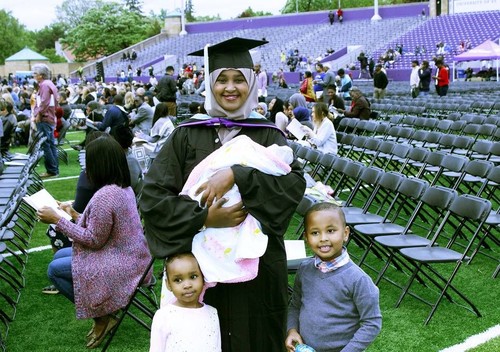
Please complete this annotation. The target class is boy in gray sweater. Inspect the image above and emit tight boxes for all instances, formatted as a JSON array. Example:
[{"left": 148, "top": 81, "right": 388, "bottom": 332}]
[{"left": 286, "top": 203, "right": 382, "bottom": 352}]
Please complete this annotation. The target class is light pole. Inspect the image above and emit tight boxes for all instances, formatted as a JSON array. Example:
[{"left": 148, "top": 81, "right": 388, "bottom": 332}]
[
  {"left": 296, "top": 0, "right": 298, "bottom": 13},
  {"left": 180, "top": 0, "right": 187, "bottom": 35},
  {"left": 371, "top": 0, "right": 382, "bottom": 21}
]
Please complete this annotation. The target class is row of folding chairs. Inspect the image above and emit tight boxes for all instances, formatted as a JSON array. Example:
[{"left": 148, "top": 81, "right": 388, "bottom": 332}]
[
  {"left": 389, "top": 113, "right": 500, "bottom": 130},
  {"left": 291, "top": 141, "right": 499, "bottom": 230},
  {"left": 290, "top": 148, "right": 498, "bottom": 324},
  {"left": 336, "top": 131, "right": 500, "bottom": 166},
  {"left": 0, "top": 136, "right": 46, "bottom": 350},
  {"left": 291, "top": 141, "right": 499, "bottom": 264},
  {"left": 373, "top": 99, "right": 500, "bottom": 118},
  {"left": 338, "top": 117, "right": 500, "bottom": 142}
]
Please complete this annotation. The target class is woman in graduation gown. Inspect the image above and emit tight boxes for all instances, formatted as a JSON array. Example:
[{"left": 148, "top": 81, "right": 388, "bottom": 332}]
[{"left": 140, "top": 37, "right": 306, "bottom": 352}]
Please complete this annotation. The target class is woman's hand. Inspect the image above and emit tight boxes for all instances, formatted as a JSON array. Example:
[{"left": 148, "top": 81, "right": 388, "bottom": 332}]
[
  {"left": 37, "top": 206, "right": 62, "bottom": 224},
  {"left": 195, "top": 168, "right": 235, "bottom": 208},
  {"left": 285, "top": 329, "right": 303, "bottom": 352},
  {"left": 205, "top": 199, "right": 247, "bottom": 228},
  {"left": 301, "top": 126, "right": 313, "bottom": 138},
  {"left": 59, "top": 202, "right": 80, "bottom": 222}
]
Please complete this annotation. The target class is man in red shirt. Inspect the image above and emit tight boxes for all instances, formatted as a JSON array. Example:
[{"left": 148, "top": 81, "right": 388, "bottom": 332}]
[{"left": 433, "top": 59, "right": 449, "bottom": 97}]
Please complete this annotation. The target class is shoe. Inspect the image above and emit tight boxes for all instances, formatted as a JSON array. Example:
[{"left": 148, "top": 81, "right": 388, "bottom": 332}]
[
  {"left": 42, "top": 285, "right": 60, "bottom": 295},
  {"left": 71, "top": 145, "right": 83, "bottom": 151},
  {"left": 86, "top": 321, "right": 96, "bottom": 340},
  {"left": 86, "top": 316, "right": 118, "bottom": 349},
  {"left": 39, "top": 172, "right": 59, "bottom": 178}
]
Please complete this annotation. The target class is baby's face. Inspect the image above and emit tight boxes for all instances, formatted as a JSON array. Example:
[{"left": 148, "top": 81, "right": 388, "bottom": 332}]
[
  {"left": 166, "top": 256, "right": 204, "bottom": 308},
  {"left": 305, "top": 210, "right": 349, "bottom": 262}
]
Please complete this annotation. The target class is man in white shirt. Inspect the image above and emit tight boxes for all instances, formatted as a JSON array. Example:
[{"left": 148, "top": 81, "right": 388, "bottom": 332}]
[
  {"left": 410, "top": 60, "right": 420, "bottom": 99},
  {"left": 254, "top": 63, "right": 267, "bottom": 103}
]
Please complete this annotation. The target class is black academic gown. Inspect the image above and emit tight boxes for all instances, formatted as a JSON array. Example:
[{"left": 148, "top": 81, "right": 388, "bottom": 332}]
[{"left": 140, "top": 118, "right": 306, "bottom": 352}]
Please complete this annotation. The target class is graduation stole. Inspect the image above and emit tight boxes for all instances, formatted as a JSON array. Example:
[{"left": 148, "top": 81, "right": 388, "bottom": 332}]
[{"left": 178, "top": 113, "right": 286, "bottom": 137}]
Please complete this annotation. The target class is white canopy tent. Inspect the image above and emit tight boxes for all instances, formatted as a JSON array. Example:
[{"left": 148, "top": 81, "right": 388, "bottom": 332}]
[{"left": 453, "top": 40, "right": 500, "bottom": 82}]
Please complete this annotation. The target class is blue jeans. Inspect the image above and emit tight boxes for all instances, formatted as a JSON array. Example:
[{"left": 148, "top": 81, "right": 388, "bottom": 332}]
[
  {"left": 48, "top": 247, "right": 74, "bottom": 302},
  {"left": 37, "top": 122, "right": 59, "bottom": 175}
]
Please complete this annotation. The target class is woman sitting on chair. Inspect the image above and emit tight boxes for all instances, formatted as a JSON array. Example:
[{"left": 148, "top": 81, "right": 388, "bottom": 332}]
[
  {"left": 37, "top": 136, "right": 152, "bottom": 349},
  {"left": 133, "top": 102, "right": 175, "bottom": 155}
]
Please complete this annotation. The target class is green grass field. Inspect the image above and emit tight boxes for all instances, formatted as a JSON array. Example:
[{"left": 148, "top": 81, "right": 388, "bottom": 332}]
[{"left": 3, "top": 130, "right": 499, "bottom": 351}]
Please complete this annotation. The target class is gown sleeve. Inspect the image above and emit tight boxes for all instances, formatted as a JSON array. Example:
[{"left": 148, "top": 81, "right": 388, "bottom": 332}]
[{"left": 140, "top": 127, "right": 208, "bottom": 258}]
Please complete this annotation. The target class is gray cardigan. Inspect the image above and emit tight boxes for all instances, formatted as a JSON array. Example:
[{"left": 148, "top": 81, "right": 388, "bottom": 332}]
[{"left": 287, "top": 259, "right": 382, "bottom": 352}]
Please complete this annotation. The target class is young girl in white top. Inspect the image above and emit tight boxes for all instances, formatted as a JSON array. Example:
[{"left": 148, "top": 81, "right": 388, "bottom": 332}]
[
  {"left": 149, "top": 253, "right": 221, "bottom": 352},
  {"left": 303, "top": 102, "right": 338, "bottom": 155}
]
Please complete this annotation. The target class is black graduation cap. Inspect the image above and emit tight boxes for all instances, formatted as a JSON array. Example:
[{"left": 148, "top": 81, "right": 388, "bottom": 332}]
[{"left": 189, "top": 37, "right": 268, "bottom": 73}]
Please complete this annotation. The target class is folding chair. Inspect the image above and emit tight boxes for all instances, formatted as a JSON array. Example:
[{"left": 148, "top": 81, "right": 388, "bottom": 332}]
[
  {"left": 367, "top": 141, "right": 396, "bottom": 169},
  {"left": 309, "top": 152, "right": 337, "bottom": 181},
  {"left": 485, "top": 142, "right": 500, "bottom": 163},
  {"left": 295, "top": 145, "right": 310, "bottom": 170},
  {"left": 292, "top": 196, "right": 318, "bottom": 239},
  {"left": 448, "top": 120, "right": 467, "bottom": 135},
  {"left": 342, "top": 135, "right": 367, "bottom": 160},
  {"left": 437, "top": 134, "right": 474, "bottom": 155},
  {"left": 337, "top": 134, "right": 356, "bottom": 157},
  {"left": 101, "top": 257, "right": 159, "bottom": 351},
  {"left": 302, "top": 148, "right": 322, "bottom": 173},
  {"left": 353, "top": 138, "right": 382, "bottom": 165},
  {"left": 412, "top": 131, "right": 442, "bottom": 150},
  {"left": 395, "top": 195, "right": 492, "bottom": 324},
  {"left": 377, "top": 143, "right": 412, "bottom": 172},
  {"left": 328, "top": 160, "right": 366, "bottom": 207},
  {"left": 340, "top": 166, "right": 384, "bottom": 215},
  {"left": 353, "top": 177, "right": 429, "bottom": 267},
  {"left": 433, "top": 119, "right": 453, "bottom": 134},
  {"left": 344, "top": 172, "right": 405, "bottom": 231},
  {"left": 398, "top": 147, "right": 430, "bottom": 177},
  {"left": 321, "top": 157, "right": 350, "bottom": 190},
  {"left": 441, "top": 159, "right": 494, "bottom": 194},
  {"left": 421, "top": 153, "right": 469, "bottom": 188},
  {"left": 469, "top": 140, "right": 493, "bottom": 161}
]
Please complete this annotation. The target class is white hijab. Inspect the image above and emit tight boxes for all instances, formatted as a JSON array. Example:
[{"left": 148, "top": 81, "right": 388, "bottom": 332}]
[{"left": 206, "top": 68, "right": 259, "bottom": 120}]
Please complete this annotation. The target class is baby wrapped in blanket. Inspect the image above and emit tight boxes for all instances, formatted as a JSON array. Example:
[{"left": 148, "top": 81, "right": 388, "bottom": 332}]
[{"left": 181, "top": 135, "right": 294, "bottom": 284}]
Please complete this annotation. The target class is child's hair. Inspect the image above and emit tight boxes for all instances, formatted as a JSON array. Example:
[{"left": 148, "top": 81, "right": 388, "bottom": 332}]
[
  {"left": 304, "top": 202, "right": 346, "bottom": 230},
  {"left": 165, "top": 252, "right": 201, "bottom": 276}
]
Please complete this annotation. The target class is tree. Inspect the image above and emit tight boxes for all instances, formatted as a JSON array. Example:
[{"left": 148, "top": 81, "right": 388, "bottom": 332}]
[
  {"left": 0, "top": 10, "right": 31, "bottom": 65},
  {"left": 55, "top": 0, "right": 104, "bottom": 29},
  {"left": 237, "top": 7, "right": 273, "bottom": 18},
  {"left": 194, "top": 15, "right": 222, "bottom": 22},
  {"left": 61, "top": 2, "right": 149, "bottom": 61},
  {"left": 185, "top": 0, "right": 195, "bottom": 22},
  {"left": 40, "top": 48, "right": 67, "bottom": 63},
  {"left": 124, "top": 0, "right": 143, "bottom": 14},
  {"left": 32, "top": 23, "right": 68, "bottom": 54}
]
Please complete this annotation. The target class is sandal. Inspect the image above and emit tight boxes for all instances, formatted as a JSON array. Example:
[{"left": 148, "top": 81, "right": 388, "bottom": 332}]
[
  {"left": 86, "top": 321, "right": 96, "bottom": 340},
  {"left": 42, "top": 285, "right": 60, "bottom": 295},
  {"left": 86, "top": 316, "right": 117, "bottom": 349}
]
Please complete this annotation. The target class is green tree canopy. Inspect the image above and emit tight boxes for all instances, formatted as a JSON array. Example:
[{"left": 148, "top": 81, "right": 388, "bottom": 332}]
[
  {"left": 31, "top": 23, "right": 68, "bottom": 54},
  {"left": 0, "top": 10, "right": 31, "bottom": 65},
  {"left": 237, "top": 7, "right": 273, "bottom": 18},
  {"left": 55, "top": 0, "right": 104, "bottom": 29},
  {"left": 61, "top": 2, "right": 149, "bottom": 61},
  {"left": 124, "top": 0, "right": 143, "bottom": 14}
]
